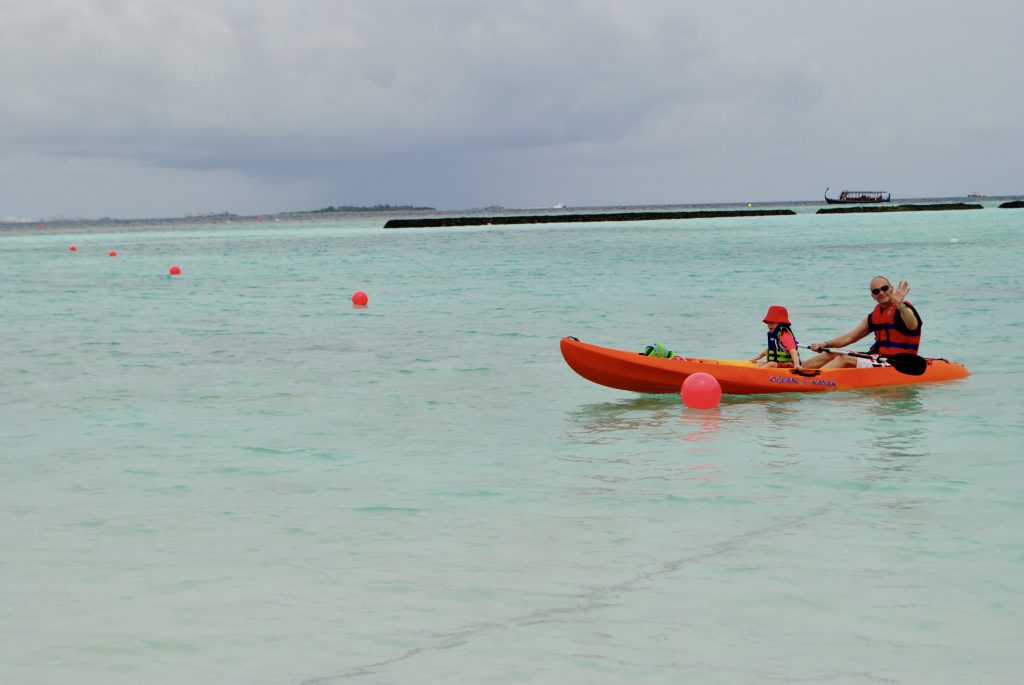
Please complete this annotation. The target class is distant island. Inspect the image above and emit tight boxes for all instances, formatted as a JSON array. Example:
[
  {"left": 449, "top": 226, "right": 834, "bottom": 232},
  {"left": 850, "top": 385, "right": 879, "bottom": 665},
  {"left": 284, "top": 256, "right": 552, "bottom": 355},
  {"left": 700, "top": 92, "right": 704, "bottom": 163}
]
[{"left": 309, "top": 204, "right": 435, "bottom": 213}]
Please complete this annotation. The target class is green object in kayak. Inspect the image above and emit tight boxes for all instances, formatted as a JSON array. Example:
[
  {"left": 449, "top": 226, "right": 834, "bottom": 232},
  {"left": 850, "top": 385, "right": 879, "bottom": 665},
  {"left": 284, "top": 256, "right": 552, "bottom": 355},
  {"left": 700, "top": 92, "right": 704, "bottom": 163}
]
[{"left": 641, "top": 342, "right": 673, "bottom": 358}]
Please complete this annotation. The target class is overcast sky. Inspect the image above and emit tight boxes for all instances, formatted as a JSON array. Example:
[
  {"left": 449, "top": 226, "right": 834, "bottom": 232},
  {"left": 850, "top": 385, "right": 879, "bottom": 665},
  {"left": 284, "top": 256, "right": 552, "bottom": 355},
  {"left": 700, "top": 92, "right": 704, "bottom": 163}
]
[{"left": 2, "top": 0, "right": 1021, "bottom": 219}]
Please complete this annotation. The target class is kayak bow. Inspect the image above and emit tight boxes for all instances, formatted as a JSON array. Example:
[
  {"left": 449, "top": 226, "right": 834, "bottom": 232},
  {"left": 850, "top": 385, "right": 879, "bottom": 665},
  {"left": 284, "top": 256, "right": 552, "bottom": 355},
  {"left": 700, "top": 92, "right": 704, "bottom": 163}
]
[{"left": 560, "top": 337, "right": 970, "bottom": 395}]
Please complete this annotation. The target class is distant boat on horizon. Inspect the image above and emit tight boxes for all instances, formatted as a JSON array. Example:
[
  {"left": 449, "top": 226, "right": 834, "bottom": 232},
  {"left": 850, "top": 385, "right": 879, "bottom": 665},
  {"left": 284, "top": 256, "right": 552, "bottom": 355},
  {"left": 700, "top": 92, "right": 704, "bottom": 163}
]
[
  {"left": 824, "top": 187, "right": 891, "bottom": 204},
  {"left": 967, "top": 192, "right": 986, "bottom": 199}
]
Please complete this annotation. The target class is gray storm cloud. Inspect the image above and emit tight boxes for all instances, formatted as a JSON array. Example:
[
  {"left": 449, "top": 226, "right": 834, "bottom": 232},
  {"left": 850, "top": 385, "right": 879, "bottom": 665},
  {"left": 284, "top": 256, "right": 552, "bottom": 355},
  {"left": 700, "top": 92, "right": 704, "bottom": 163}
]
[{"left": 1, "top": 0, "right": 1021, "bottom": 218}]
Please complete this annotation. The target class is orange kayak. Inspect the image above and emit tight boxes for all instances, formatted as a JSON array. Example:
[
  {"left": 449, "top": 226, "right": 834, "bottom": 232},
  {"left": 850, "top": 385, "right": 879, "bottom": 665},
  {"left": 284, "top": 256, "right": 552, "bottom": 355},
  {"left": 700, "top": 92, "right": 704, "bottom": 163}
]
[{"left": 560, "top": 337, "right": 970, "bottom": 395}]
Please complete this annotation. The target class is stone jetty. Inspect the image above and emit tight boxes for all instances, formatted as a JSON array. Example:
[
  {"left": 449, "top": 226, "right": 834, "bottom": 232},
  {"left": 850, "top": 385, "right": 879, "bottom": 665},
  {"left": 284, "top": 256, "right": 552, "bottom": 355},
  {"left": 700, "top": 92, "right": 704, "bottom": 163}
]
[
  {"left": 384, "top": 208, "right": 795, "bottom": 228},
  {"left": 817, "top": 203, "right": 982, "bottom": 214}
]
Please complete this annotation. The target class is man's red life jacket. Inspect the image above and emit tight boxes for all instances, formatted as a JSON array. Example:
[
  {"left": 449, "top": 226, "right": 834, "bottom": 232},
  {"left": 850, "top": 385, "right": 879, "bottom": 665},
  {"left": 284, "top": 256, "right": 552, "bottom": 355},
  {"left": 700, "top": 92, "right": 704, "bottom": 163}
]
[{"left": 868, "top": 301, "right": 921, "bottom": 355}]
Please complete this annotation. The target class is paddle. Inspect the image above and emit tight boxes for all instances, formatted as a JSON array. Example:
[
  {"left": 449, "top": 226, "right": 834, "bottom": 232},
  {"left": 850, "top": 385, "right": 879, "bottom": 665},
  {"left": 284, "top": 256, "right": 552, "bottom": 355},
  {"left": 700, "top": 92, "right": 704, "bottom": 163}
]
[{"left": 802, "top": 345, "right": 927, "bottom": 376}]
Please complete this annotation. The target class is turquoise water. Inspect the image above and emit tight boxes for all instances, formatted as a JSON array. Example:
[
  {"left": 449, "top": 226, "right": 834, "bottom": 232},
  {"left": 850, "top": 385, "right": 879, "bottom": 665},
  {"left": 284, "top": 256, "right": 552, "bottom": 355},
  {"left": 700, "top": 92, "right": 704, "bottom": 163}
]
[{"left": 2, "top": 207, "right": 1022, "bottom": 684}]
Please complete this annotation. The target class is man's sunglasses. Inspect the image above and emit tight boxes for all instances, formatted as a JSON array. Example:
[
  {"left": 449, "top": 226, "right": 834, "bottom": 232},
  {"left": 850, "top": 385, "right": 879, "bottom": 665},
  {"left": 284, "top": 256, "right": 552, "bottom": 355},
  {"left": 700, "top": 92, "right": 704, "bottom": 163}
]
[{"left": 871, "top": 285, "right": 890, "bottom": 295}]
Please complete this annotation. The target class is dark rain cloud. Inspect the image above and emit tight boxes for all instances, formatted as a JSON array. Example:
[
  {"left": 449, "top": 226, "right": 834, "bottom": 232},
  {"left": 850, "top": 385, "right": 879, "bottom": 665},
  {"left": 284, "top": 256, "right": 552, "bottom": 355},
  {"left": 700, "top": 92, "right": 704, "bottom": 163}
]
[{"left": 1, "top": 0, "right": 1021, "bottom": 218}]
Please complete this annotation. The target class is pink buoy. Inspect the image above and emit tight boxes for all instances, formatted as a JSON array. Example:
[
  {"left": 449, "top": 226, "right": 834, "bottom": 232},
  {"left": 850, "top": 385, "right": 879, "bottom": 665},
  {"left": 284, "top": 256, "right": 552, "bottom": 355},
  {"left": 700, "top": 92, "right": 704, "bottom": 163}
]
[
  {"left": 351, "top": 290, "right": 368, "bottom": 307},
  {"left": 108, "top": 250, "right": 118, "bottom": 257},
  {"left": 169, "top": 265, "right": 181, "bottom": 276},
  {"left": 69, "top": 245, "right": 77, "bottom": 252},
  {"left": 681, "top": 372, "right": 722, "bottom": 409}
]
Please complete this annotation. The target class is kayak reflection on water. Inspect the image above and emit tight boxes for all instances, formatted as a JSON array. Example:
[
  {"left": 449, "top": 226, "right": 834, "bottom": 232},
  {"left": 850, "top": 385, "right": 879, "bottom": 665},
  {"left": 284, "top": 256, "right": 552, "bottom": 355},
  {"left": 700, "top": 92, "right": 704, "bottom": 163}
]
[{"left": 565, "top": 396, "right": 678, "bottom": 445}]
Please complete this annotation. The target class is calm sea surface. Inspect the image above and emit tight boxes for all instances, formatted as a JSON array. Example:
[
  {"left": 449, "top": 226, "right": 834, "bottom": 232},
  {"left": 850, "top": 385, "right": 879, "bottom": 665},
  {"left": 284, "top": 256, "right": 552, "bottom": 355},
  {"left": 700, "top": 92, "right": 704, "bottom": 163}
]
[{"left": 2, "top": 204, "right": 1022, "bottom": 684}]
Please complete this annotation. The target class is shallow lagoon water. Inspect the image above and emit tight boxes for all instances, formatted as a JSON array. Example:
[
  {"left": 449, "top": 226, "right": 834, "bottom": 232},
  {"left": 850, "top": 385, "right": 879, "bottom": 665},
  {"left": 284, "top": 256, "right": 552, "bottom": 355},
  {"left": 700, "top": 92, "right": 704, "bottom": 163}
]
[{"left": 1, "top": 207, "right": 1022, "bottom": 684}]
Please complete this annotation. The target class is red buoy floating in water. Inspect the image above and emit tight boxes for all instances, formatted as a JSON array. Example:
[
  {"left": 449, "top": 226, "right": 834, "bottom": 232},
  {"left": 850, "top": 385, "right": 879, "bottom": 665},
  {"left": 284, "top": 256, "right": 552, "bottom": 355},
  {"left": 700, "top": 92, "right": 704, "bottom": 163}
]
[
  {"left": 351, "top": 290, "right": 368, "bottom": 307},
  {"left": 681, "top": 372, "right": 722, "bottom": 409},
  {"left": 69, "top": 245, "right": 77, "bottom": 252},
  {"left": 108, "top": 250, "right": 118, "bottom": 257},
  {"left": 169, "top": 265, "right": 181, "bottom": 276}
]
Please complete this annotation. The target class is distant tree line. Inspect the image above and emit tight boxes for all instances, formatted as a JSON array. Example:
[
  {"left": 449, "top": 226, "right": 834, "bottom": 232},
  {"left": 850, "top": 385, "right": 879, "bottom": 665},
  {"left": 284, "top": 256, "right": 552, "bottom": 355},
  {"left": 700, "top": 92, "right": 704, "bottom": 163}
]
[{"left": 312, "top": 204, "right": 435, "bottom": 213}]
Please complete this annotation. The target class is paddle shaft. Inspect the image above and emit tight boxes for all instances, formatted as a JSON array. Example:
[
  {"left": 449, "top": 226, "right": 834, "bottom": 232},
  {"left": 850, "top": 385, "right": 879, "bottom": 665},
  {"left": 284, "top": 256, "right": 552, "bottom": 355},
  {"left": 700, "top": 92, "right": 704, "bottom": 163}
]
[
  {"left": 802, "top": 345, "right": 926, "bottom": 376},
  {"left": 804, "top": 345, "right": 875, "bottom": 361}
]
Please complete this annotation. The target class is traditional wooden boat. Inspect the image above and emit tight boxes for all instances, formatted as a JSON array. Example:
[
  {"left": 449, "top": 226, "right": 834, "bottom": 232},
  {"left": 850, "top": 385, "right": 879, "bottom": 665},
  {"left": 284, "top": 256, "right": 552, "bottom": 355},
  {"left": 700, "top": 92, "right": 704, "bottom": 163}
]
[
  {"left": 560, "top": 337, "right": 970, "bottom": 395},
  {"left": 824, "top": 187, "right": 891, "bottom": 204}
]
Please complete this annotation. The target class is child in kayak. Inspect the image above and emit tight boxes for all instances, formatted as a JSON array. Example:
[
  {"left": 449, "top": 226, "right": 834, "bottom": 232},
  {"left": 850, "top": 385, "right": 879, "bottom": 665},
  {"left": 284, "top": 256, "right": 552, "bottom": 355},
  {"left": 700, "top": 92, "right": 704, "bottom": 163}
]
[{"left": 751, "top": 305, "right": 803, "bottom": 370}]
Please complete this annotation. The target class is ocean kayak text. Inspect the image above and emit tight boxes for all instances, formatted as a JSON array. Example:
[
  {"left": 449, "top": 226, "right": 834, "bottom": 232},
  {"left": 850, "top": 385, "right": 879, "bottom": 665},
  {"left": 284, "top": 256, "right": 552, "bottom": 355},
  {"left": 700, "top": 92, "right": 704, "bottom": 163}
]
[{"left": 768, "top": 376, "right": 838, "bottom": 387}]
